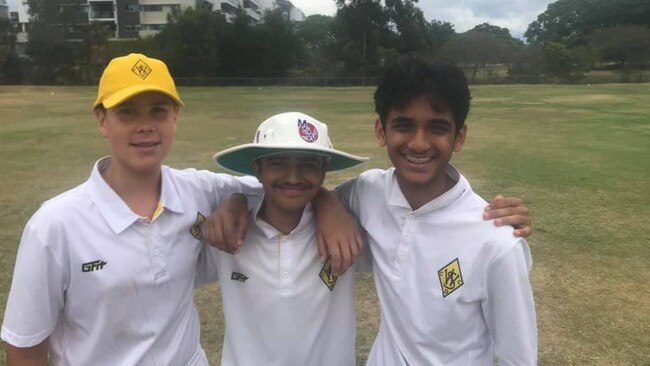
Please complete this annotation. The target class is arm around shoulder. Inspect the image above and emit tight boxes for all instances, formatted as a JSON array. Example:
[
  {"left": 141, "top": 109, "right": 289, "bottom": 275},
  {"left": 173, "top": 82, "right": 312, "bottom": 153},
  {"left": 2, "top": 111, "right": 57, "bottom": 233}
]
[
  {"left": 6, "top": 340, "right": 48, "bottom": 366},
  {"left": 312, "top": 187, "right": 363, "bottom": 275}
]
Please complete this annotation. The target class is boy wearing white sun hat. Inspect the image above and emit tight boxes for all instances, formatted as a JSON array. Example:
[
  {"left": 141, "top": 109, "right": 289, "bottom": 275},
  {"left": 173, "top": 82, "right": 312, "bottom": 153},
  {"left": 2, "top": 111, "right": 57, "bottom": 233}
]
[{"left": 200, "top": 111, "right": 369, "bottom": 366}]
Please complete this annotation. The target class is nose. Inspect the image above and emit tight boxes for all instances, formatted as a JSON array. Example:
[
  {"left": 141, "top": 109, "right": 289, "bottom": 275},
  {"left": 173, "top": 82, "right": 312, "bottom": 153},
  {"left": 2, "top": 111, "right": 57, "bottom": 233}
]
[
  {"left": 408, "top": 127, "right": 430, "bottom": 153},
  {"left": 137, "top": 116, "right": 155, "bottom": 133},
  {"left": 285, "top": 163, "right": 302, "bottom": 183}
]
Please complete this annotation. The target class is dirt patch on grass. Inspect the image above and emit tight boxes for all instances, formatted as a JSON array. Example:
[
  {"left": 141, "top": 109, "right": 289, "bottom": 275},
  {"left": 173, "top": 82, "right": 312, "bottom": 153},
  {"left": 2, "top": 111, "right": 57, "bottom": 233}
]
[
  {"left": 0, "top": 96, "right": 31, "bottom": 107},
  {"left": 544, "top": 94, "right": 624, "bottom": 104},
  {"left": 472, "top": 97, "right": 513, "bottom": 103}
]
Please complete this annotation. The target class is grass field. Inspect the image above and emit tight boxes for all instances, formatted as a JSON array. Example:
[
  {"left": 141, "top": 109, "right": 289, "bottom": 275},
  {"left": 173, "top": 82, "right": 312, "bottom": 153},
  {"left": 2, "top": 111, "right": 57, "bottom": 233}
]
[{"left": 0, "top": 83, "right": 649, "bottom": 365}]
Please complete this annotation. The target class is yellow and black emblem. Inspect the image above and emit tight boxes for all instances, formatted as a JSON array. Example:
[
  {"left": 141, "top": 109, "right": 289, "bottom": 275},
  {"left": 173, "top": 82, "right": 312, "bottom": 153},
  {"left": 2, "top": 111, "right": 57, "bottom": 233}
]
[
  {"left": 189, "top": 212, "right": 206, "bottom": 240},
  {"left": 438, "top": 258, "right": 464, "bottom": 298},
  {"left": 319, "top": 257, "right": 338, "bottom": 291},
  {"left": 132, "top": 59, "right": 152, "bottom": 80}
]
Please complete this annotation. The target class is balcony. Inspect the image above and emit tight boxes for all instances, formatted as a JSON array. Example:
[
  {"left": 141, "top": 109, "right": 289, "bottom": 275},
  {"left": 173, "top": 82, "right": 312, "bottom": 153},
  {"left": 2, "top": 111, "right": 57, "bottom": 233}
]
[
  {"left": 243, "top": 0, "right": 259, "bottom": 10},
  {"left": 220, "top": 0, "right": 240, "bottom": 12},
  {"left": 244, "top": 7, "right": 260, "bottom": 21},
  {"left": 88, "top": 2, "right": 114, "bottom": 20}
]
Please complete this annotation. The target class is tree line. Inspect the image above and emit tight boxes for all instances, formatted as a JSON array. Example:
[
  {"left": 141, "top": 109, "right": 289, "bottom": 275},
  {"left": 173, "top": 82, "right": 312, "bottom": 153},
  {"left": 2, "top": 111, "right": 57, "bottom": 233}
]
[{"left": 1, "top": 0, "right": 649, "bottom": 85}]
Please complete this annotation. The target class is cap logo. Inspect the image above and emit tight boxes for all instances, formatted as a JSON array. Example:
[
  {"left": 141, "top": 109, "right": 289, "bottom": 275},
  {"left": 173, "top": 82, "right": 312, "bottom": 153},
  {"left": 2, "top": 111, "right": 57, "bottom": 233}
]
[
  {"left": 131, "top": 59, "right": 152, "bottom": 80},
  {"left": 298, "top": 118, "right": 318, "bottom": 143}
]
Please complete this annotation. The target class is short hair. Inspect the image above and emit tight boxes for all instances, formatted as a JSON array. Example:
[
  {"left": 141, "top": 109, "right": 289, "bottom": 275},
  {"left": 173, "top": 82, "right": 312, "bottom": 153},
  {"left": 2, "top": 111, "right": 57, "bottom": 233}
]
[{"left": 374, "top": 57, "right": 471, "bottom": 132}]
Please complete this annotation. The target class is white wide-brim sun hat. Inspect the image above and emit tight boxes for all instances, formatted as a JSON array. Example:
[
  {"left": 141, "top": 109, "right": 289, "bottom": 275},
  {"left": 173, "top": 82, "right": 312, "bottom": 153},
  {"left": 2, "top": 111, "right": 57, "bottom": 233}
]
[{"left": 214, "top": 112, "right": 368, "bottom": 176}]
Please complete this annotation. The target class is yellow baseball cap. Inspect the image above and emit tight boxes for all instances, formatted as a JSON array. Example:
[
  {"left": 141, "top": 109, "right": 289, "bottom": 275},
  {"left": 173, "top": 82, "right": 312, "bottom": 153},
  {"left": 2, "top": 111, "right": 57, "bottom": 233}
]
[{"left": 93, "top": 53, "right": 184, "bottom": 109}]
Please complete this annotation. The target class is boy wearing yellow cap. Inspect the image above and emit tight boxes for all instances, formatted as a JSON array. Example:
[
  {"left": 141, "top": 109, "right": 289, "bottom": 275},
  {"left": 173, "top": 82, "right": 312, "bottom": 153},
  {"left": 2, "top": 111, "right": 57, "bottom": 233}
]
[{"left": 0, "top": 54, "right": 265, "bottom": 366}]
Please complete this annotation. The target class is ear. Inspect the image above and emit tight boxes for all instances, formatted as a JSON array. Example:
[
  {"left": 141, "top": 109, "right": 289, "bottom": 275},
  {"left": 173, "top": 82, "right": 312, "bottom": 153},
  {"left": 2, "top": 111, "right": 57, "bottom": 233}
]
[
  {"left": 94, "top": 108, "right": 108, "bottom": 138},
  {"left": 252, "top": 160, "right": 262, "bottom": 182},
  {"left": 319, "top": 164, "right": 327, "bottom": 184},
  {"left": 171, "top": 105, "right": 180, "bottom": 133},
  {"left": 453, "top": 125, "right": 467, "bottom": 152},
  {"left": 375, "top": 119, "right": 386, "bottom": 147}
]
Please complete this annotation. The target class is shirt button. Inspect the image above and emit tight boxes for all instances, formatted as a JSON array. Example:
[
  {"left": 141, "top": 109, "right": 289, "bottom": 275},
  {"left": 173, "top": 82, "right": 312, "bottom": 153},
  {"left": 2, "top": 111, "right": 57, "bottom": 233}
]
[
  {"left": 283, "top": 272, "right": 289, "bottom": 277},
  {"left": 154, "top": 249, "right": 160, "bottom": 255},
  {"left": 404, "top": 233, "right": 410, "bottom": 238}
]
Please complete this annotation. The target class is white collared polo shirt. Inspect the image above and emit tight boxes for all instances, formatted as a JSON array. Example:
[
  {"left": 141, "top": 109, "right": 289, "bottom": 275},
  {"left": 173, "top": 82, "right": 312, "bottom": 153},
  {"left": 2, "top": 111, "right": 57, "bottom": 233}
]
[
  {"left": 1, "top": 157, "right": 261, "bottom": 366},
  {"left": 337, "top": 167, "right": 537, "bottom": 366},
  {"left": 198, "top": 201, "right": 359, "bottom": 366}
]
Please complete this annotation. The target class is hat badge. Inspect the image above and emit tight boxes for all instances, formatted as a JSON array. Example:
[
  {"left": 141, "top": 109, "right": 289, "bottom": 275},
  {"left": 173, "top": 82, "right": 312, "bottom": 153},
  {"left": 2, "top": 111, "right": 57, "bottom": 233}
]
[
  {"left": 298, "top": 118, "right": 318, "bottom": 143},
  {"left": 131, "top": 59, "right": 153, "bottom": 80}
]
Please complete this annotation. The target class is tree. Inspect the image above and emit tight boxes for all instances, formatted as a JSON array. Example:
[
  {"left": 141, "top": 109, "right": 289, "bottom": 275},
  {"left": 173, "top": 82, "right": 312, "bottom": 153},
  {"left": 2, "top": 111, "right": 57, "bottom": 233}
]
[
  {"left": 589, "top": 25, "right": 650, "bottom": 72},
  {"left": 427, "top": 20, "right": 455, "bottom": 56},
  {"left": 468, "top": 23, "right": 523, "bottom": 47},
  {"left": 385, "top": 0, "right": 431, "bottom": 55},
  {"left": 154, "top": 2, "right": 226, "bottom": 78},
  {"left": 508, "top": 44, "right": 546, "bottom": 83},
  {"left": 525, "top": 0, "right": 650, "bottom": 45},
  {"left": 542, "top": 42, "right": 593, "bottom": 82},
  {"left": 253, "top": 9, "right": 306, "bottom": 76},
  {"left": 468, "top": 23, "right": 511, "bottom": 39},
  {"left": 216, "top": 8, "right": 305, "bottom": 77},
  {"left": 0, "top": 18, "right": 23, "bottom": 84},
  {"left": 439, "top": 24, "right": 520, "bottom": 82},
  {"left": 295, "top": 15, "right": 338, "bottom": 75},
  {"left": 24, "top": 0, "right": 82, "bottom": 83},
  {"left": 296, "top": 14, "right": 335, "bottom": 50},
  {"left": 24, "top": 0, "right": 110, "bottom": 83},
  {"left": 439, "top": 32, "right": 514, "bottom": 82},
  {"left": 333, "top": 0, "right": 390, "bottom": 75}
]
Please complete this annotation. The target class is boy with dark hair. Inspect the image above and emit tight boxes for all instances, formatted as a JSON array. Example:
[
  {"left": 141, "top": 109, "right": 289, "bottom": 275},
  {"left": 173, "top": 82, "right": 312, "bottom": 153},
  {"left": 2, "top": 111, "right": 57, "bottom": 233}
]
[{"left": 335, "top": 57, "right": 537, "bottom": 365}]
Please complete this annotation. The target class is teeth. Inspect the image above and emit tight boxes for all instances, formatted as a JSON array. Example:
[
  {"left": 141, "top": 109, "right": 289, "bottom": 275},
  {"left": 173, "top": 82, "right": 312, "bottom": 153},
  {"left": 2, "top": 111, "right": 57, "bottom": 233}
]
[{"left": 404, "top": 155, "right": 432, "bottom": 164}]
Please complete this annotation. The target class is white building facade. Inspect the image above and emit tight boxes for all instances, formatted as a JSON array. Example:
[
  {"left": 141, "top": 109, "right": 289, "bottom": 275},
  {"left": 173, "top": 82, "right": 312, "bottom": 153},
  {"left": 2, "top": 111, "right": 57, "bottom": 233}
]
[
  {"left": 0, "top": 0, "right": 8, "bottom": 19},
  {"left": 11, "top": 0, "right": 304, "bottom": 41}
]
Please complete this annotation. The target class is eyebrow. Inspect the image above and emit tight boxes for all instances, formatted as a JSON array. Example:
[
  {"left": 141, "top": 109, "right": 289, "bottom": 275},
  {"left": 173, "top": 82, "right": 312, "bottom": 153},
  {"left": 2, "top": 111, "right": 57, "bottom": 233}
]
[
  {"left": 390, "top": 117, "right": 452, "bottom": 125},
  {"left": 266, "top": 155, "right": 324, "bottom": 164}
]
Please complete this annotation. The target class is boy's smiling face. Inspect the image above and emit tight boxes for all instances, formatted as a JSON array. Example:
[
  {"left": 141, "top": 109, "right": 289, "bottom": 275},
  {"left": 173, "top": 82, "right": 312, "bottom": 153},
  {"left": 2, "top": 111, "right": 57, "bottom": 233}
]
[
  {"left": 96, "top": 92, "right": 179, "bottom": 175},
  {"left": 254, "top": 153, "right": 327, "bottom": 217},
  {"left": 375, "top": 95, "right": 467, "bottom": 204}
]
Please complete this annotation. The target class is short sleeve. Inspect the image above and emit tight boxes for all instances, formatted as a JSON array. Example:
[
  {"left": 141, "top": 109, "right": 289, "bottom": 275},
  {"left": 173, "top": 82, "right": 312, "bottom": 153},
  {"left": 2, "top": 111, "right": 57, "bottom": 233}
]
[
  {"left": 195, "top": 243, "right": 221, "bottom": 288},
  {"left": 202, "top": 172, "right": 263, "bottom": 212},
  {"left": 482, "top": 239, "right": 537, "bottom": 366},
  {"left": 2, "top": 220, "right": 67, "bottom": 347},
  {"left": 334, "top": 177, "right": 360, "bottom": 216},
  {"left": 335, "top": 178, "right": 371, "bottom": 272}
]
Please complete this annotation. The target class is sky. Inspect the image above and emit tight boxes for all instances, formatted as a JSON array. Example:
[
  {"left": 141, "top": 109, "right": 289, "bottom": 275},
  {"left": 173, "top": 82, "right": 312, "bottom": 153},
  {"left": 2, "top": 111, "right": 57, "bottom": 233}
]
[
  {"left": 290, "top": 0, "right": 556, "bottom": 39},
  {"left": 7, "top": 0, "right": 557, "bottom": 39}
]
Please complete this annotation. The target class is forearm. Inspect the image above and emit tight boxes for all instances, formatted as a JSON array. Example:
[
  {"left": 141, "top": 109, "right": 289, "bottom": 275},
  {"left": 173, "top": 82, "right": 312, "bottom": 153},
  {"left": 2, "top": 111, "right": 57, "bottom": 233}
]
[
  {"left": 312, "top": 187, "right": 363, "bottom": 275},
  {"left": 6, "top": 340, "right": 48, "bottom": 366}
]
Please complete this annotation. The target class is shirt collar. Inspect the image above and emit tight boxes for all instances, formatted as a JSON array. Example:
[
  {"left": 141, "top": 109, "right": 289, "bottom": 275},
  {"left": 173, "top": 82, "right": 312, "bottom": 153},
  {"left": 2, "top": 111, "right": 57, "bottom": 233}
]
[
  {"left": 387, "top": 165, "right": 469, "bottom": 214},
  {"left": 252, "top": 197, "right": 315, "bottom": 240},
  {"left": 88, "top": 157, "right": 184, "bottom": 234}
]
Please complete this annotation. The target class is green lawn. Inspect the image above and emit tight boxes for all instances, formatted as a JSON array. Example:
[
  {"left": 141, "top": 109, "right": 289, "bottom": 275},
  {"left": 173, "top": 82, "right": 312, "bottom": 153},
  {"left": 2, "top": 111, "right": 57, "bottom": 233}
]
[{"left": 0, "top": 84, "right": 648, "bottom": 365}]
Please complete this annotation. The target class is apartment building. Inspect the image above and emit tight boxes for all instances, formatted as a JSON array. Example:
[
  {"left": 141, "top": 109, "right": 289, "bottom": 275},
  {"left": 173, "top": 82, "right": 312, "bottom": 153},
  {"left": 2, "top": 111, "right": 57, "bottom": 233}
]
[
  {"left": 0, "top": 0, "right": 8, "bottom": 19},
  {"left": 275, "top": 0, "right": 304, "bottom": 21},
  {"left": 11, "top": 0, "right": 304, "bottom": 41}
]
